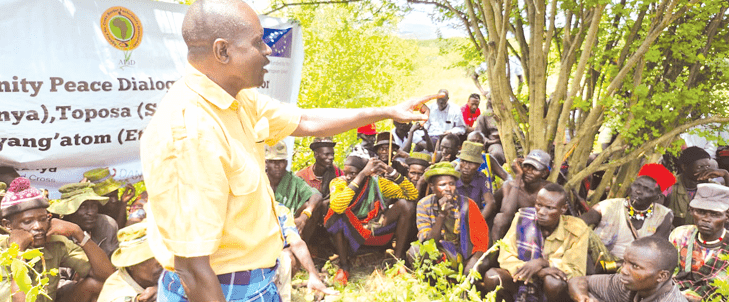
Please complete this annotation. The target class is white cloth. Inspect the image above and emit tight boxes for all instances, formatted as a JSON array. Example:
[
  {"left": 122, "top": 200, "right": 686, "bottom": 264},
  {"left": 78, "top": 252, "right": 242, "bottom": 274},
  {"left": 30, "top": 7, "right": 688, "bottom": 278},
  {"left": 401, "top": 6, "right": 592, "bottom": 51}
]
[{"left": 423, "top": 103, "right": 466, "bottom": 136}]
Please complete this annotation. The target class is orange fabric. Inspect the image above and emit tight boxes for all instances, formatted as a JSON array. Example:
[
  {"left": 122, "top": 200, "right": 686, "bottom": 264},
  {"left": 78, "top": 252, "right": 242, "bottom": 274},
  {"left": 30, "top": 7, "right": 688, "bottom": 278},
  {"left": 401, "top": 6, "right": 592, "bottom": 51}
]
[{"left": 468, "top": 199, "right": 490, "bottom": 254}]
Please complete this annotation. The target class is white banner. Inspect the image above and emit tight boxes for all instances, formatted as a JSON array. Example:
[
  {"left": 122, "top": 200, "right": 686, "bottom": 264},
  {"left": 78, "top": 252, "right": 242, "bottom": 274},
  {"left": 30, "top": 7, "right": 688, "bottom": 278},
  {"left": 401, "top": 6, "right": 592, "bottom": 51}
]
[{"left": 0, "top": 0, "right": 303, "bottom": 198}]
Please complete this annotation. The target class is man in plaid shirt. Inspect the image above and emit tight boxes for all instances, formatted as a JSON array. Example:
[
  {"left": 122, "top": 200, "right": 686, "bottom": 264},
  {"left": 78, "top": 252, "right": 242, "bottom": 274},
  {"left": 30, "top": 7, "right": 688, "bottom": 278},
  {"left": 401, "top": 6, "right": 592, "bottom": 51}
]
[{"left": 669, "top": 183, "right": 729, "bottom": 302}]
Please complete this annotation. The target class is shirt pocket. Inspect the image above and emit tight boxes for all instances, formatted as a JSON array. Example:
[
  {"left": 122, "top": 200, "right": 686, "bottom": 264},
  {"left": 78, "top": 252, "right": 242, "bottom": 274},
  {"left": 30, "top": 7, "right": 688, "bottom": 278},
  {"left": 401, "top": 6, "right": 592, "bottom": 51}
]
[{"left": 227, "top": 156, "right": 261, "bottom": 196}]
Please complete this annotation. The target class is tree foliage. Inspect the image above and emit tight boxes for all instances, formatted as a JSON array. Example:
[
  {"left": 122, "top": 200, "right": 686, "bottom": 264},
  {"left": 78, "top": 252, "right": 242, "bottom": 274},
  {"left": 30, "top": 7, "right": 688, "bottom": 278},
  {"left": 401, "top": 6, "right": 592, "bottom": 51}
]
[
  {"left": 268, "top": 1, "right": 421, "bottom": 170},
  {"left": 411, "top": 0, "right": 729, "bottom": 202}
]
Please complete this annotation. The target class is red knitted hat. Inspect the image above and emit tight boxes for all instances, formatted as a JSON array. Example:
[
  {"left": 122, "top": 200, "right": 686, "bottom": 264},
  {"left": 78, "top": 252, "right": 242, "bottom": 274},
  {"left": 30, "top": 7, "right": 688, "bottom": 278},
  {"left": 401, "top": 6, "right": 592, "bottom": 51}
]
[
  {"left": 637, "top": 163, "right": 676, "bottom": 192},
  {"left": 357, "top": 124, "right": 377, "bottom": 135},
  {"left": 1, "top": 177, "right": 49, "bottom": 218}
]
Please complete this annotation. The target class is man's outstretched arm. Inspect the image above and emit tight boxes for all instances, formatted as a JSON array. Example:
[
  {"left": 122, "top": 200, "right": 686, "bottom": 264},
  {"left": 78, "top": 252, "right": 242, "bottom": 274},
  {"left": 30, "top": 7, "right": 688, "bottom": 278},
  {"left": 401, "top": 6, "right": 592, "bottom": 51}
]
[{"left": 291, "top": 93, "right": 443, "bottom": 137}]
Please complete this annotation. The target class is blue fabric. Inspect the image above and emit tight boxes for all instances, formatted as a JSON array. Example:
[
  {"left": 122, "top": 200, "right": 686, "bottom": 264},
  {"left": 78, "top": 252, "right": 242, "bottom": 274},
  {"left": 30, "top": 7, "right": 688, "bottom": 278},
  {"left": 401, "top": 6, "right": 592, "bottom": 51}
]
[{"left": 157, "top": 266, "right": 280, "bottom": 302}]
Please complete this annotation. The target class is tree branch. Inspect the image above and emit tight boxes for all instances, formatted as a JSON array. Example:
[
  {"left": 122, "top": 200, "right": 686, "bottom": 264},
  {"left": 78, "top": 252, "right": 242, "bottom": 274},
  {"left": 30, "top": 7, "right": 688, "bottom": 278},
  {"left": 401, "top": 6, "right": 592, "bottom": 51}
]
[{"left": 264, "top": 0, "right": 363, "bottom": 15}]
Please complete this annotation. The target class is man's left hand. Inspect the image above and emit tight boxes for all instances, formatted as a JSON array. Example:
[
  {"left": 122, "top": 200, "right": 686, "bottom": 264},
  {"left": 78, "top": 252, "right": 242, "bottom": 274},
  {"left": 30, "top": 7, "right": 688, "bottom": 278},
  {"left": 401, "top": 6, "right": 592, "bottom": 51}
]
[
  {"left": 697, "top": 168, "right": 729, "bottom": 182},
  {"left": 294, "top": 215, "right": 307, "bottom": 233},
  {"left": 513, "top": 258, "right": 548, "bottom": 283},
  {"left": 536, "top": 267, "right": 567, "bottom": 281},
  {"left": 390, "top": 93, "right": 444, "bottom": 123},
  {"left": 308, "top": 273, "right": 339, "bottom": 297},
  {"left": 137, "top": 286, "right": 158, "bottom": 302}
]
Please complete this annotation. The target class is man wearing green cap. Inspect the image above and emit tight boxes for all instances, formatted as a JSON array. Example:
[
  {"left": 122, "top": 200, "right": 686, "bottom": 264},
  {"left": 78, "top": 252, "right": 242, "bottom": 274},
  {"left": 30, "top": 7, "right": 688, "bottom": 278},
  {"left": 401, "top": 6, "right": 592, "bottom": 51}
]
[
  {"left": 456, "top": 141, "right": 497, "bottom": 224},
  {"left": 411, "top": 162, "right": 491, "bottom": 277},
  {"left": 49, "top": 182, "right": 119, "bottom": 257},
  {"left": 265, "top": 141, "right": 323, "bottom": 243},
  {"left": 98, "top": 222, "right": 163, "bottom": 302},
  {"left": 83, "top": 167, "right": 131, "bottom": 228}
]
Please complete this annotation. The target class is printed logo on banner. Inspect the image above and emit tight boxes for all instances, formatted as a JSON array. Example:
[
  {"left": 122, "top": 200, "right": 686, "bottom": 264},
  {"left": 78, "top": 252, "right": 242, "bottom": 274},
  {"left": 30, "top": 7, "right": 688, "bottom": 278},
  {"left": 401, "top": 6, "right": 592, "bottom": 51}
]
[
  {"left": 100, "top": 7, "right": 144, "bottom": 69},
  {"left": 263, "top": 28, "right": 292, "bottom": 58}
]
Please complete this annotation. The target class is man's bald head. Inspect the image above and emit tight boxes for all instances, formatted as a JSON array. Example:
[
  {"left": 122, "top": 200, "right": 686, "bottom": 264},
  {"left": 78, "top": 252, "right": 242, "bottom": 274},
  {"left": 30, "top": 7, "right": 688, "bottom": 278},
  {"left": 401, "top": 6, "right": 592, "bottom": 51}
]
[{"left": 182, "top": 0, "right": 257, "bottom": 60}]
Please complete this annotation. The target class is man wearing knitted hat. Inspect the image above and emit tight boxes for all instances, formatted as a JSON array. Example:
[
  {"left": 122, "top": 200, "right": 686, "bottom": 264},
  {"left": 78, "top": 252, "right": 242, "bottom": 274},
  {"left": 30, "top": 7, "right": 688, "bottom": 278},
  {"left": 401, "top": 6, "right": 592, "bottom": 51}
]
[
  {"left": 98, "top": 222, "right": 163, "bottom": 302},
  {"left": 0, "top": 177, "right": 114, "bottom": 302},
  {"left": 325, "top": 154, "right": 419, "bottom": 285},
  {"left": 666, "top": 146, "right": 729, "bottom": 227},
  {"left": 409, "top": 162, "right": 491, "bottom": 280},
  {"left": 669, "top": 183, "right": 729, "bottom": 301},
  {"left": 48, "top": 182, "right": 119, "bottom": 257},
  {"left": 581, "top": 164, "right": 675, "bottom": 264}
]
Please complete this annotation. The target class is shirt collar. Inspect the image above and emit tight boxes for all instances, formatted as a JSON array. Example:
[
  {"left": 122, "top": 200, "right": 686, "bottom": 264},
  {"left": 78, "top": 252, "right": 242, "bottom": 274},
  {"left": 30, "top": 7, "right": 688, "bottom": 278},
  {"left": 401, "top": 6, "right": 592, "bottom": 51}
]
[
  {"left": 545, "top": 216, "right": 566, "bottom": 241},
  {"left": 184, "top": 63, "right": 239, "bottom": 111}
]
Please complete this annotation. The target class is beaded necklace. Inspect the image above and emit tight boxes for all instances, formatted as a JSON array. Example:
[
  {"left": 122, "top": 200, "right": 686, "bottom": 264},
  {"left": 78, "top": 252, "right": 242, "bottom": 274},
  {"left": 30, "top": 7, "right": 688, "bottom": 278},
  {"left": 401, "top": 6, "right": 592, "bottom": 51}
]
[
  {"left": 698, "top": 229, "right": 726, "bottom": 245},
  {"left": 625, "top": 199, "right": 654, "bottom": 221}
]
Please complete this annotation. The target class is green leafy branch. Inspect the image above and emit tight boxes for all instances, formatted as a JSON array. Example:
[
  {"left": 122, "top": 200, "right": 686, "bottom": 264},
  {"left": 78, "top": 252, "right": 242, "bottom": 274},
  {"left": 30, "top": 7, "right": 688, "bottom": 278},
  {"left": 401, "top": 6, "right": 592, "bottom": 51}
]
[{"left": 1, "top": 243, "right": 55, "bottom": 302}]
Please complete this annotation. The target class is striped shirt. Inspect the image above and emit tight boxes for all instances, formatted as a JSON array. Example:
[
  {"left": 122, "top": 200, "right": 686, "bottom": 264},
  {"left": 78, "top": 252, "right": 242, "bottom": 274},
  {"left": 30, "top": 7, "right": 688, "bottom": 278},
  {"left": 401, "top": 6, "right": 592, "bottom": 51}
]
[
  {"left": 329, "top": 174, "right": 418, "bottom": 214},
  {"left": 585, "top": 274, "right": 687, "bottom": 302},
  {"left": 416, "top": 194, "right": 461, "bottom": 241}
]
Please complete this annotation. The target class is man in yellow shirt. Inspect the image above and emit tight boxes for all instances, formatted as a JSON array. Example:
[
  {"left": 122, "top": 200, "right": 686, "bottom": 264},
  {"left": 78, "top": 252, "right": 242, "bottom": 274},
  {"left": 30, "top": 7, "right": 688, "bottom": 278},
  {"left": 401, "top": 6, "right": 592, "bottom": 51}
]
[
  {"left": 140, "top": 0, "right": 440, "bottom": 301},
  {"left": 98, "top": 222, "right": 162, "bottom": 302},
  {"left": 483, "top": 183, "right": 590, "bottom": 302}
]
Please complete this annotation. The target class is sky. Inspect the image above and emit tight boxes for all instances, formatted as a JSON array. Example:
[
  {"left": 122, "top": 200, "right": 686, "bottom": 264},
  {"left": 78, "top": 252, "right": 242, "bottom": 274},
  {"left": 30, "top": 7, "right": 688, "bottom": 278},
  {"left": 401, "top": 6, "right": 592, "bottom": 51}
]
[{"left": 247, "top": 0, "right": 467, "bottom": 40}]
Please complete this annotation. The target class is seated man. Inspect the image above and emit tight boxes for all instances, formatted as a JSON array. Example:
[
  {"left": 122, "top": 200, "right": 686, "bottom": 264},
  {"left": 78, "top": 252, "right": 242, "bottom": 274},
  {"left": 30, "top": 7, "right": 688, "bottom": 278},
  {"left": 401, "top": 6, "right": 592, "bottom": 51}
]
[
  {"left": 48, "top": 182, "right": 119, "bottom": 256},
  {"left": 274, "top": 204, "right": 336, "bottom": 301},
  {"left": 296, "top": 137, "right": 342, "bottom": 198},
  {"left": 456, "top": 141, "right": 497, "bottom": 222},
  {"left": 84, "top": 168, "right": 131, "bottom": 228},
  {"left": 325, "top": 154, "right": 418, "bottom": 285},
  {"left": 474, "top": 101, "right": 505, "bottom": 165},
  {"left": 492, "top": 150, "right": 552, "bottom": 241},
  {"left": 399, "top": 121, "right": 434, "bottom": 153},
  {"left": 420, "top": 89, "right": 466, "bottom": 144},
  {"left": 266, "top": 141, "right": 323, "bottom": 242},
  {"left": 484, "top": 183, "right": 590, "bottom": 302},
  {"left": 568, "top": 237, "right": 686, "bottom": 302},
  {"left": 666, "top": 146, "right": 729, "bottom": 227},
  {"left": 408, "top": 162, "right": 491, "bottom": 276},
  {"left": 0, "top": 177, "right": 114, "bottom": 302},
  {"left": 462, "top": 131, "right": 510, "bottom": 179},
  {"left": 373, "top": 132, "right": 409, "bottom": 176},
  {"left": 669, "top": 183, "right": 729, "bottom": 302},
  {"left": 350, "top": 124, "right": 378, "bottom": 158},
  {"left": 97, "top": 222, "right": 163, "bottom": 302},
  {"left": 581, "top": 164, "right": 675, "bottom": 260},
  {"left": 405, "top": 152, "right": 432, "bottom": 200},
  {"left": 461, "top": 93, "right": 481, "bottom": 134},
  {"left": 435, "top": 133, "right": 460, "bottom": 163}
]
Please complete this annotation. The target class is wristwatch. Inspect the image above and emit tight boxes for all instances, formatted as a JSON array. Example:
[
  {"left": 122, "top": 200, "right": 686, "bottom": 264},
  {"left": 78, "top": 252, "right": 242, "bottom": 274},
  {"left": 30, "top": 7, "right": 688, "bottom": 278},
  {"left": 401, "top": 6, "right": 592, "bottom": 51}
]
[{"left": 75, "top": 231, "right": 91, "bottom": 247}]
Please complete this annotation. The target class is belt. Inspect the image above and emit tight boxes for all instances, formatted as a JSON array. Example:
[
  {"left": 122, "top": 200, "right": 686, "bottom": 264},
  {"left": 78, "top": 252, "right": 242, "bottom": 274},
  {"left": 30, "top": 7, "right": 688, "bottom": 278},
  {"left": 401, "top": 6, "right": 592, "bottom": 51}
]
[{"left": 216, "top": 265, "right": 277, "bottom": 286}]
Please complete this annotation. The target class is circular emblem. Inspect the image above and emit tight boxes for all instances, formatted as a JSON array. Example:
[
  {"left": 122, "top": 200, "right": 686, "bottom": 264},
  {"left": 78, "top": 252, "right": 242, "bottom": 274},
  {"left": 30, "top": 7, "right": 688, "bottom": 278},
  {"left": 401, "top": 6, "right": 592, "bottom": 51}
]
[{"left": 100, "top": 6, "right": 143, "bottom": 51}]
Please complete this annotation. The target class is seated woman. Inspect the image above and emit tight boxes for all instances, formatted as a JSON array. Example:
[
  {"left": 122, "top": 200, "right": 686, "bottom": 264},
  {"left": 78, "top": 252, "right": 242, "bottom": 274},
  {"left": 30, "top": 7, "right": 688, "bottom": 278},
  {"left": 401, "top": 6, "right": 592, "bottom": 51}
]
[{"left": 325, "top": 154, "right": 418, "bottom": 285}]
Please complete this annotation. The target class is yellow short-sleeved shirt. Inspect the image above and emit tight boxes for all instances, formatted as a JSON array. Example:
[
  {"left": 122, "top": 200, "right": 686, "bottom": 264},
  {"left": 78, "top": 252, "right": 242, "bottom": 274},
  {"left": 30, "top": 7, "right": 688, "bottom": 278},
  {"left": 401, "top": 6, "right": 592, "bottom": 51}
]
[
  {"left": 140, "top": 64, "right": 302, "bottom": 274},
  {"left": 97, "top": 268, "right": 144, "bottom": 302}
]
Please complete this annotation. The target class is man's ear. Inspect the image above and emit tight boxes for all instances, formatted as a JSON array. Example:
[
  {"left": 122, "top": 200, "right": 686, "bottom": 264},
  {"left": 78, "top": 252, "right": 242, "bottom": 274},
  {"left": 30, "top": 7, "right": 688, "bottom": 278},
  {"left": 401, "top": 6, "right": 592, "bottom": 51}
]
[
  {"left": 212, "top": 38, "right": 230, "bottom": 64},
  {"left": 1, "top": 218, "right": 11, "bottom": 230},
  {"left": 655, "top": 269, "right": 671, "bottom": 283}
]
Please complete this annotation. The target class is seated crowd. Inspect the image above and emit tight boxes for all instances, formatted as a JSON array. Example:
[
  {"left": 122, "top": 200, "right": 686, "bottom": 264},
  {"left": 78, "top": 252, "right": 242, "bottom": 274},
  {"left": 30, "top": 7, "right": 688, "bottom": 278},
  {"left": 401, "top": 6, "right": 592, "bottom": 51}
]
[{"left": 1, "top": 91, "right": 728, "bottom": 302}]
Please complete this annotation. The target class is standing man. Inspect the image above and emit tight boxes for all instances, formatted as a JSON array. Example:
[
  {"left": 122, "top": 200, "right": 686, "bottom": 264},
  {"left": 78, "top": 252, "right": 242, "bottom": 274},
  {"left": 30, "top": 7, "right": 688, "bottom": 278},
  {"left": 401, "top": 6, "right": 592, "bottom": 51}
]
[
  {"left": 140, "top": 1, "right": 440, "bottom": 301},
  {"left": 461, "top": 93, "right": 481, "bottom": 133},
  {"left": 296, "top": 137, "right": 342, "bottom": 198}
]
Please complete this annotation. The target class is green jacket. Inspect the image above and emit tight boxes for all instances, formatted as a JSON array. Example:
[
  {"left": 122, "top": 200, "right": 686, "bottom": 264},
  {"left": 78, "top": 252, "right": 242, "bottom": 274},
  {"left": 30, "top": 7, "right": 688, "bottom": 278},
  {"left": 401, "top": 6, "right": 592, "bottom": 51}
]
[{"left": 666, "top": 174, "right": 695, "bottom": 227}]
